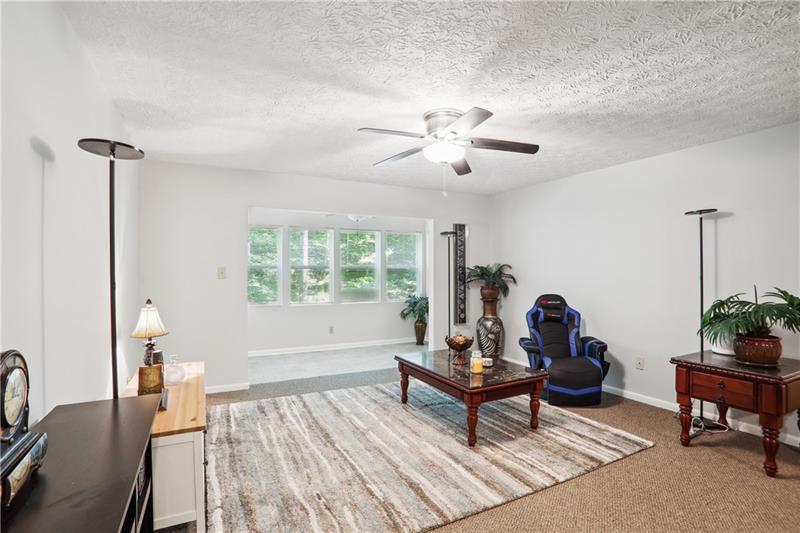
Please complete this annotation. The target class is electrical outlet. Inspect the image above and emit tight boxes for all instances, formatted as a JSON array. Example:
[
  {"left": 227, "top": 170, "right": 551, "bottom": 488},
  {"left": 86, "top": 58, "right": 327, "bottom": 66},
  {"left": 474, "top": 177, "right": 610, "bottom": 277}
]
[
  {"left": 329, "top": 326, "right": 334, "bottom": 334},
  {"left": 635, "top": 357, "right": 645, "bottom": 370},
  {"left": 217, "top": 266, "right": 226, "bottom": 280}
]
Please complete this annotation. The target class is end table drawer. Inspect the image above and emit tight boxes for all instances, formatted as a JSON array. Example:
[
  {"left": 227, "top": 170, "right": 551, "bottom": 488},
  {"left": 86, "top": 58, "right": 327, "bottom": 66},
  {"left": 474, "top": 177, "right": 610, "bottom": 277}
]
[{"left": 691, "top": 371, "right": 755, "bottom": 411}]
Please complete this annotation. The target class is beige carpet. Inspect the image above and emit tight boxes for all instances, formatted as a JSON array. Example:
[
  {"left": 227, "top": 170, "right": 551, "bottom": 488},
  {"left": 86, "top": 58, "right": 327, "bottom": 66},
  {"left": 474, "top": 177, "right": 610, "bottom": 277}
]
[
  {"left": 203, "top": 374, "right": 800, "bottom": 533},
  {"left": 205, "top": 383, "right": 652, "bottom": 532},
  {"left": 437, "top": 394, "right": 800, "bottom": 533}
]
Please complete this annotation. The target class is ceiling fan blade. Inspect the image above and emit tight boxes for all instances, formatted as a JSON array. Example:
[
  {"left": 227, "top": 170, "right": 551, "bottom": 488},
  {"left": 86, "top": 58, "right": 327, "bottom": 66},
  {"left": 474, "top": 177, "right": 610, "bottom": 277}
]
[
  {"left": 469, "top": 137, "right": 540, "bottom": 155},
  {"left": 447, "top": 107, "right": 493, "bottom": 137},
  {"left": 450, "top": 158, "right": 471, "bottom": 176},
  {"left": 373, "top": 146, "right": 424, "bottom": 167},
  {"left": 358, "top": 128, "right": 426, "bottom": 139}
]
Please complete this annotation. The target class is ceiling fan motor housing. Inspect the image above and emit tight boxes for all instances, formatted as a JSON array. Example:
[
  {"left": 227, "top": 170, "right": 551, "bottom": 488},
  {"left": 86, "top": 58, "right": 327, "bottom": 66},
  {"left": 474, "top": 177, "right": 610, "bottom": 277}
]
[{"left": 423, "top": 108, "right": 463, "bottom": 139}]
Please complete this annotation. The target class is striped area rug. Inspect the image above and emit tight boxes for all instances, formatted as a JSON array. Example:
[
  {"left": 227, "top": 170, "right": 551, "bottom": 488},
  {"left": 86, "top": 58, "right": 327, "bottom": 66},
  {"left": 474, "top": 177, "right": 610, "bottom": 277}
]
[{"left": 206, "top": 382, "right": 653, "bottom": 532}]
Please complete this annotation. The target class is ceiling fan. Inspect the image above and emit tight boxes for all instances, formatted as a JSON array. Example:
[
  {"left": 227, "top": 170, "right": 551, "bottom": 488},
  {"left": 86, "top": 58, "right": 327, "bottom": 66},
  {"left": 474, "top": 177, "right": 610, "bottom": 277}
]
[{"left": 358, "top": 107, "right": 539, "bottom": 176}]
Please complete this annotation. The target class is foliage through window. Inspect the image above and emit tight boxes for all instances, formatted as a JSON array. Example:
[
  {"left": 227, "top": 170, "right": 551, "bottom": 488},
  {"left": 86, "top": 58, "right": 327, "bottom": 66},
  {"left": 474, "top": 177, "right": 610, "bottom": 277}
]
[
  {"left": 289, "top": 228, "right": 332, "bottom": 304},
  {"left": 248, "top": 225, "right": 424, "bottom": 305},
  {"left": 248, "top": 227, "right": 281, "bottom": 304},
  {"left": 339, "top": 230, "right": 379, "bottom": 302},
  {"left": 385, "top": 232, "right": 420, "bottom": 301}
]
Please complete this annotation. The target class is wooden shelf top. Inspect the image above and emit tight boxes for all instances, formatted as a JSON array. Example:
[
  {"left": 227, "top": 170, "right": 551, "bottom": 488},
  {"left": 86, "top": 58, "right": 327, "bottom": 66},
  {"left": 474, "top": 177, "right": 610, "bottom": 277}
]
[{"left": 124, "top": 361, "right": 206, "bottom": 437}]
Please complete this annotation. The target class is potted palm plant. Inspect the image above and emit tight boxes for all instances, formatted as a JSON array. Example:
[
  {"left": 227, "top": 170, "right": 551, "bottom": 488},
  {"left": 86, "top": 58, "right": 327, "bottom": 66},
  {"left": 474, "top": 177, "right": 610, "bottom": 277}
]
[
  {"left": 400, "top": 295, "right": 429, "bottom": 345},
  {"left": 700, "top": 287, "right": 800, "bottom": 367},
  {"left": 465, "top": 264, "right": 517, "bottom": 357}
]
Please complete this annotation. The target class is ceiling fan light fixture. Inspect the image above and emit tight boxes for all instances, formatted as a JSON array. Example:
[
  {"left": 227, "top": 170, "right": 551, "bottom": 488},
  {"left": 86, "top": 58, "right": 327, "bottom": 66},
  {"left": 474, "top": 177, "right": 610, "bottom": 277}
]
[{"left": 423, "top": 141, "right": 465, "bottom": 164}]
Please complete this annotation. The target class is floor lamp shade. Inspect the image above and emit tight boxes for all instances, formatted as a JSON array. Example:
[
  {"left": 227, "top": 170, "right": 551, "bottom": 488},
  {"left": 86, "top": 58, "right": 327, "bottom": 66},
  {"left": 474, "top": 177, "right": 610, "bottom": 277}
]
[{"left": 78, "top": 138, "right": 144, "bottom": 399}]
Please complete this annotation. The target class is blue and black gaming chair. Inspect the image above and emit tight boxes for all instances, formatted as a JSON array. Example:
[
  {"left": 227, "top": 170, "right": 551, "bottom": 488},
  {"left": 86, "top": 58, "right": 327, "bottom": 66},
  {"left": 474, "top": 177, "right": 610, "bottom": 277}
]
[{"left": 519, "top": 294, "right": 610, "bottom": 406}]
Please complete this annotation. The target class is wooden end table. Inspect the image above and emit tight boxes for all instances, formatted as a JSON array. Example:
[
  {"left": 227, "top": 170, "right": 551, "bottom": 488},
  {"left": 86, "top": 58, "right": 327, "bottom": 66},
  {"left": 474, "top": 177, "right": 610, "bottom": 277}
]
[
  {"left": 395, "top": 350, "right": 548, "bottom": 447},
  {"left": 671, "top": 351, "right": 800, "bottom": 477}
]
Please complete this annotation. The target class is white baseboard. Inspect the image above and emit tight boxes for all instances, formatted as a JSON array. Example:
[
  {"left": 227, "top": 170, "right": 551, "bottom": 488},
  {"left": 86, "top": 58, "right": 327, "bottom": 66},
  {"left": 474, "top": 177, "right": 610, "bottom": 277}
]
[
  {"left": 248, "top": 337, "right": 418, "bottom": 358},
  {"left": 205, "top": 382, "right": 249, "bottom": 394},
  {"left": 604, "top": 385, "right": 800, "bottom": 447}
]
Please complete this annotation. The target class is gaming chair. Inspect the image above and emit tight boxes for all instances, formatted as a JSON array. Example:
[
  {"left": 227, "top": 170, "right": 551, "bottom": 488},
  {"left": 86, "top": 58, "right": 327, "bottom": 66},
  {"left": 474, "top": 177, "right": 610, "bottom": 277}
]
[{"left": 519, "top": 294, "right": 610, "bottom": 406}]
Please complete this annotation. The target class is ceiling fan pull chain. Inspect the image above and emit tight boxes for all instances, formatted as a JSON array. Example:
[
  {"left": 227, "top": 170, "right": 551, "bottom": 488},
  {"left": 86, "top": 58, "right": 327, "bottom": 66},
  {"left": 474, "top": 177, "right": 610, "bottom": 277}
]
[{"left": 441, "top": 163, "right": 448, "bottom": 197}]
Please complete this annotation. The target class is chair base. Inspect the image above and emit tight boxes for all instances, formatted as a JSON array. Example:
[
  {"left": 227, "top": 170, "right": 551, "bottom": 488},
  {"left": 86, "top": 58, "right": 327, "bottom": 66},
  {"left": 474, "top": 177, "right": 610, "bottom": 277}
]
[{"left": 547, "top": 387, "right": 602, "bottom": 407}]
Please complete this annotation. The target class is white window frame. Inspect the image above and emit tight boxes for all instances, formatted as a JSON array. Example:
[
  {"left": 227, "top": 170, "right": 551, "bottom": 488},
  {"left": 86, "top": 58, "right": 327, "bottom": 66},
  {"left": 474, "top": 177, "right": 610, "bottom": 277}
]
[
  {"left": 338, "top": 228, "right": 381, "bottom": 304},
  {"left": 287, "top": 227, "right": 334, "bottom": 306},
  {"left": 247, "top": 225, "right": 283, "bottom": 306},
  {"left": 384, "top": 231, "right": 424, "bottom": 302}
]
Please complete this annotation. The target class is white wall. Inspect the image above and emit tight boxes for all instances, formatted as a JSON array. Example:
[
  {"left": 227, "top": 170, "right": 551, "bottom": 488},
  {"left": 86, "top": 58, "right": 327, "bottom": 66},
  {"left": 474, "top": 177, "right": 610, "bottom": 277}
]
[
  {"left": 495, "top": 122, "right": 800, "bottom": 443},
  {"left": 1, "top": 2, "right": 140, "bottom": 421},
  {"left": 247, "top": 209, "right": 428, "bottom": 354},
  {"left": 138, "top": 160, "right": 496, "bottom": 391}
]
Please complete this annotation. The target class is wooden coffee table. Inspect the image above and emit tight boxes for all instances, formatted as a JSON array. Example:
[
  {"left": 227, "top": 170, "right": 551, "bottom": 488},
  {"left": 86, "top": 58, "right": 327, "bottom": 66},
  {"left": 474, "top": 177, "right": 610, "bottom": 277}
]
[{"left": 395, "top": 350, "right": 548, "bottom": 447}]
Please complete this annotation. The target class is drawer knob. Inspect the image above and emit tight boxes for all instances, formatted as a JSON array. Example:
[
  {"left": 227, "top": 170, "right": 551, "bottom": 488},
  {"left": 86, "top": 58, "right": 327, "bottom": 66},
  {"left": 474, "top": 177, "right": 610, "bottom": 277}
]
[{"left": 717, "top": 380, "right": 726, "bottom": 389}]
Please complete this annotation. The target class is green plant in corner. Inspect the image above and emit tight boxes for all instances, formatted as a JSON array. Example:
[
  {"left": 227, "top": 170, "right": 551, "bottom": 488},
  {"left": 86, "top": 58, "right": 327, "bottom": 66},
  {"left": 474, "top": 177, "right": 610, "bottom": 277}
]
[
  {"left": 400, "top": 295, "right": 429, "bottom": 322},
  {"left": 465, "top": 263, "right": 517, "bottom": 296},
  {"left": 400, "top": 295, "right": 429, "bottom": 345}
]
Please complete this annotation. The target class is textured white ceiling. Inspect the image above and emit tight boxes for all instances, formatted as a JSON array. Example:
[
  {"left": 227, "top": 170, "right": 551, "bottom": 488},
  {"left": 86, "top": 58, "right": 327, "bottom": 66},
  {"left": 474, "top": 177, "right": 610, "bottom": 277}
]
[{"left": 62, "top": 1, "right": 799, "bottom": 194}]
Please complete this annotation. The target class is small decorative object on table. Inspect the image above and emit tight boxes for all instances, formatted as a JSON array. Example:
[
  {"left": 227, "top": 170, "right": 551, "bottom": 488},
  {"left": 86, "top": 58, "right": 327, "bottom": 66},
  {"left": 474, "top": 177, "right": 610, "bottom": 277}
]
[
  {"left": 470, "top": 352, "right": 484, "bottom": 374},
  {"left": 164, "top": 355, "right": 187, "bottom": 385},
  {"left": 700, "top": 286, "right": 800, "bottom": 368},
  {"left": 445, "top": 334, "right": 473, "bottom": 365},
  {"left": 131, "top": 298, "right": 170, "bottom": 408},
  {"left": 465, "top": 263, "right": 517, "bottom": 357},
  {"left": 1, "top": 349, "right": 48, "bottom": 509}
]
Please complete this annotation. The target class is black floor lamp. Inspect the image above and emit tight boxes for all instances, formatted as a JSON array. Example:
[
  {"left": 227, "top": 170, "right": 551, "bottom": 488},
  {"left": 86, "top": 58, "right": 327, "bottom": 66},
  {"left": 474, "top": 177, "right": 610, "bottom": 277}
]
[
  {"left": 685, "top": 208, "right": 725, "bottom": 435},
  {"left": 440, "top": 230, "right": 456, "bottom": 339},
  {"left": 78, "top": 139, "right": 144, "bottom": 399}
]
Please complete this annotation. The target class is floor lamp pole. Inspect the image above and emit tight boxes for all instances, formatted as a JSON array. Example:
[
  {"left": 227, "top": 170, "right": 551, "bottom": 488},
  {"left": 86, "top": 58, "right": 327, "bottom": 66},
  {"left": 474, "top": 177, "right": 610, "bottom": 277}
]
[
  {"left": 109, "top": 156, "right": 118, "bottom": 399},
  {"left": 440, "top": 231, "right": 456, "bottom": 339},
  {"left": 78, "top": 139, "right": 144, "bottom": 399},
  {"left": 685, "top": 208, "right": 720, "bottom": 434}
]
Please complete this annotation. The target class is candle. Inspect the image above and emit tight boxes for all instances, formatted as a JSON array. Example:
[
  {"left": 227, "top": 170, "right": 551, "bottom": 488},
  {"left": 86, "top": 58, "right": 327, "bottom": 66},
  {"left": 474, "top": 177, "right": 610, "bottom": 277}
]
[{"left": 470, "top": 354, "right": 484, "bottom": 374}]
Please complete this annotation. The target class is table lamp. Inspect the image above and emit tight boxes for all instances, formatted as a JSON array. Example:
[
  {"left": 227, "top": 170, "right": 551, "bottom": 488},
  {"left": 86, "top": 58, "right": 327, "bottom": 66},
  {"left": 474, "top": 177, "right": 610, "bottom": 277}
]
[{"left": 131, "top": 299, "right": 169, "bottom": 403}]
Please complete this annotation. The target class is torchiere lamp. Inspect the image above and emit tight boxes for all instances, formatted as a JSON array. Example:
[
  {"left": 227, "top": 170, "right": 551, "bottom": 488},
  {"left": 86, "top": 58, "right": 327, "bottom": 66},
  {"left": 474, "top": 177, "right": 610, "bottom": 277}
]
[
  {"left": 131, "top": 299, "right": 169, "bottom": 407},
  {"left": 78, "top": 138, "right": 144, "bottom": 399},
  {"left": 685, "top": 208, "right": 725, "bottom": 436}
]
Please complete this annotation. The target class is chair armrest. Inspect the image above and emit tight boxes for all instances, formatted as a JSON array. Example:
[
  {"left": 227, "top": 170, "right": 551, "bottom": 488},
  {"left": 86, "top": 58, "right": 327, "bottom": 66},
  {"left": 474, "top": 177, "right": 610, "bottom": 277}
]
[
  {"left": 581, "top": 336, "right": 610, "bottom": 378},
  {"left": 519, "top": 337, "right": 542, "bottom": 369}
]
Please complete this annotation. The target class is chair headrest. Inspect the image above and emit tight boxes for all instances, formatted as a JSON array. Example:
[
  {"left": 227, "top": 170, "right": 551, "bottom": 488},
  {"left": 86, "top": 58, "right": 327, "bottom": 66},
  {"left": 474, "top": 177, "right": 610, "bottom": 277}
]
[{"left": 535, "top": 294, "right": 568, "bottom": 322}]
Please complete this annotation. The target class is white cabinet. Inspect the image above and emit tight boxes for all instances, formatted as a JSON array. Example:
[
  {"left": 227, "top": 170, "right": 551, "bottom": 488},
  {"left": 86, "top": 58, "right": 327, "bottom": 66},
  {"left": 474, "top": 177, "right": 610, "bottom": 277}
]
[{"left": 153, "top": 431, "right": 206, "bottom": 531}]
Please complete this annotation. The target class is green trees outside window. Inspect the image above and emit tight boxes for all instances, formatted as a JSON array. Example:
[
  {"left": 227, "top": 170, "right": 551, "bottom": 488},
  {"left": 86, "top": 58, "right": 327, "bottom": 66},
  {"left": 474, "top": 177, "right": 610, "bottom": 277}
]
[
  {"left": 340, "top": 230, "right": 379, "bottom": 302},
  {"left": 248, "top": 227, "right": 280, "bottom": 304},
  {"left": 386, "top": 233, "right": 419, "bottom": 301},
  {"left": 247, "top": 226, "right": 423, "bottom": 305},
  {"left": 289, "top": 228, "right": 332, "bottom": 304}
]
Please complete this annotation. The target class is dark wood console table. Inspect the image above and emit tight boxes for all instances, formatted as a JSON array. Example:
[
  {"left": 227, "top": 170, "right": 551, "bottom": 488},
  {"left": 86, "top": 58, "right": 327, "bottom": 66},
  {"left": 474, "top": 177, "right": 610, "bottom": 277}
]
[
  {"left": 671, "top": 351, "right": 800, "bottom": 477},
  {"left": 1, "top": 394, "right": 161, "bottom": 532}
]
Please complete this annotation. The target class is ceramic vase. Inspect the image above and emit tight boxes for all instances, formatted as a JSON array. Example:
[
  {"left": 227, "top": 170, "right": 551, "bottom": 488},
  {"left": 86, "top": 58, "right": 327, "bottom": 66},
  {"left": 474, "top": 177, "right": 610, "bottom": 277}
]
[{"left": 477, "top": 286, "right": 504, "bottom": 357}]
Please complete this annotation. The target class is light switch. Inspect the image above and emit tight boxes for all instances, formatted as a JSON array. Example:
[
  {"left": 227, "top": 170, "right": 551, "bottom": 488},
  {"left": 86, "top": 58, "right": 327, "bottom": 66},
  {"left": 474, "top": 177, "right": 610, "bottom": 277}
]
[{"left": 217, "top": 266, "right": 226, "bottom": 280}]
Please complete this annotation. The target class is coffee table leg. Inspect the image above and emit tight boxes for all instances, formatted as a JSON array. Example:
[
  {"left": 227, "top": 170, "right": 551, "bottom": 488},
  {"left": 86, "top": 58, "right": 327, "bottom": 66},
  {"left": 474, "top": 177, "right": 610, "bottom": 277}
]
[
  {"left": 530, "top": 382, "right": 542, "bottom": 430},
  {"left": 467, "top": 403, "right": 479, "bottom": 447},
  {"left": 400, "top": 370, "right": 408, "bottom": 404}
]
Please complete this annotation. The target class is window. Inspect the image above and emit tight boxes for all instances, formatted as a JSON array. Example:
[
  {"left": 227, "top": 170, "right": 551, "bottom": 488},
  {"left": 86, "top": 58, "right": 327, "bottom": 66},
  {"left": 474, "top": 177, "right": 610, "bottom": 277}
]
[
  {"left": 339, "top": 230, "right": 379, "bottom": 302},
  {"left": 289, "top": 228, "right": 332, "bottom": 304},
  {"left": 385, "top": 232, "right": 421, "bottom": 301},
  {"left": 248, "top": 227, "right": 281, "bottom": 304}
]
